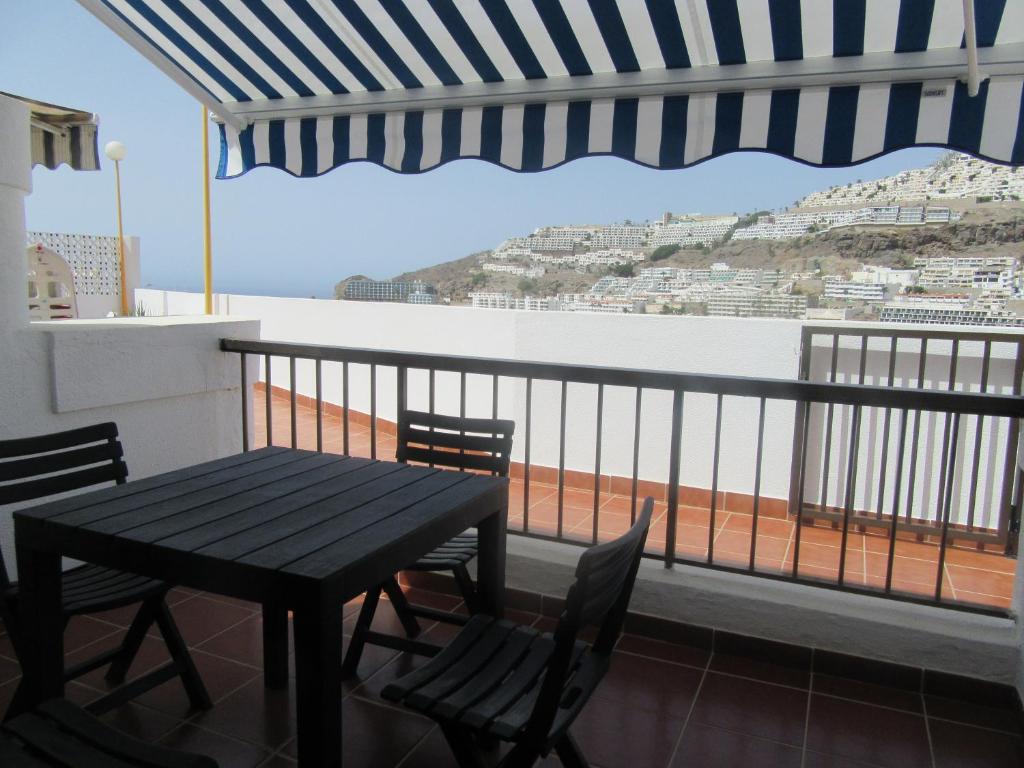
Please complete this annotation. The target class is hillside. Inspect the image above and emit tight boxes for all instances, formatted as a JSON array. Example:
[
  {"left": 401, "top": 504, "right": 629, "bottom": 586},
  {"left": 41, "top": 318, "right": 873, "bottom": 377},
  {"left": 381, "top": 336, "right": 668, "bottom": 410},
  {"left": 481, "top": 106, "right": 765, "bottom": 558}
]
[{"left": 384, "top": 206, "right": 1024, "bottom": 303}]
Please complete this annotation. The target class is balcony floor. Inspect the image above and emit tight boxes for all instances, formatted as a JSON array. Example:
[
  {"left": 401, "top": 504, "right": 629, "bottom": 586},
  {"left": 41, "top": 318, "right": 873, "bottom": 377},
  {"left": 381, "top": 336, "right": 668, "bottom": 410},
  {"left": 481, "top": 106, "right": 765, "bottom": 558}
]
[
  {"left": 253, "top": 388, "right": 1017, "bottom": 612},
  {"left": 2, "top": 585, "right": 1022, "bottom": 767}
]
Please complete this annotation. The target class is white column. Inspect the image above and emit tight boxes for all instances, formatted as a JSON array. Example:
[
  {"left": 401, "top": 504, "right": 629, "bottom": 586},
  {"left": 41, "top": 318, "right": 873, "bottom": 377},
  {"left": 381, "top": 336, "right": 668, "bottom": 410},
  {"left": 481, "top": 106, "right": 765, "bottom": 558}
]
[{"left": 0, "top": 95, "right": 32, "bottom": 334}]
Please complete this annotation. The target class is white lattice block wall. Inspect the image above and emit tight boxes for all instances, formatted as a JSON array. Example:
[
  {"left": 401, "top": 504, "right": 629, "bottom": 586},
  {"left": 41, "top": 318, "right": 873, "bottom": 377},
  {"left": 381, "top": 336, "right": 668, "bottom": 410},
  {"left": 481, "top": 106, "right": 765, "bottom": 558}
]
[{"left": 27, "top": 231, "right": 140, "bottom": 317}]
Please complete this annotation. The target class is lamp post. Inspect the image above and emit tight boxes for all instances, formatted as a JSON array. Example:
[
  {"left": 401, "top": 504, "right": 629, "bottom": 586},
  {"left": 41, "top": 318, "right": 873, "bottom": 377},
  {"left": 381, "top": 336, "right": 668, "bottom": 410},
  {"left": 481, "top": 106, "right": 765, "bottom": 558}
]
[{"left": 104, "top": 140, "right": 129, "bottom": 316}]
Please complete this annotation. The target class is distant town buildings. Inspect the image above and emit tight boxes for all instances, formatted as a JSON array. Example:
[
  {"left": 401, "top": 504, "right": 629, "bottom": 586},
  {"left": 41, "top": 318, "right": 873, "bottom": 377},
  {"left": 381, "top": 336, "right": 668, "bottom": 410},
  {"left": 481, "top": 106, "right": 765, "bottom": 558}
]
[
  {"left": 344, "top": 279, "right": 436, "bottom": 304},
  {"left": 801, "top": 154, "right": 1024, "bottom": 207},
  {"left": 731, "top": 205, "right": 957, "bottom": 241}
]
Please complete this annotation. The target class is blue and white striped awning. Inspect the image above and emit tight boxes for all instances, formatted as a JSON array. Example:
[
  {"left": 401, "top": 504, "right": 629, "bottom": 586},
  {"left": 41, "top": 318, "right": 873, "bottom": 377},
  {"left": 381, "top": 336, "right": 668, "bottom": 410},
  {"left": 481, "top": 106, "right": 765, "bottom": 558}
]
[{"left": 77, "top": 1, "right": 1024, "bottom": 179}]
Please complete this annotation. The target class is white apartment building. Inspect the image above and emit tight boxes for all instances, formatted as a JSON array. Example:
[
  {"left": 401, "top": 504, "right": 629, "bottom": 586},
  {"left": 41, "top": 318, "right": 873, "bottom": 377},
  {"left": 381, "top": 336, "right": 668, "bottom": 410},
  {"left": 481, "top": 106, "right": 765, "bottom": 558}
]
[
  {"left": 468, "top": 292, "right": 553, "bottom": 311},
  {"left": 481, "top": 262, "right": 546, "bottom": 277},
  {"left": 731, "top": 206, "right": 956, "bottom": 241},
  {"left": 591, "top": 224, "right": 649, "bottom": 249},
  {"left": 916, "top": 256, "right": 1018, "bottom": 289},
  {"left": 880, "top": 303, "right": 1024, "bottom": 327},
  {"left": 705, "top": 289, "right": 808, "bottom": 319},
  {"left": 850, "top": 265, "right": 918, "bottom": 288},
  {"left": 823, "top": 278, "right": 886, "bottom": 301},
  {"left": 648, "top": 216, "right": 737, "bottom": 248}
]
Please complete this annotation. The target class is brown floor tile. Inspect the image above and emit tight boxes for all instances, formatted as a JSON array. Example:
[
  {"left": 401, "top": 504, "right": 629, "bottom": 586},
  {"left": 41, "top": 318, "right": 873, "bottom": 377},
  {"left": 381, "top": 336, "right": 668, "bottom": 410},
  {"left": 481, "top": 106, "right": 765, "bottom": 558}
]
[
  {"left": 198, "top": 615, "right": 271, "bottom": 669},
  {"left": 670, "top": 723, "right": 803, "bottom": 768},
  {"left": 190, "top": 674, "right": 296, "bottom": 751},
  {"left": 163, "top": 595, "right": 258, "bottom": 647},
  {"left": 616, "top": 633, "right": 710, "bottom": 670},
  {"left": 930, "top": 720, "right": 1024, "bottom": 768},
  {"left": 97, "top": 701, "right": 183, "bottom": 743},
  {"left": 711, "top": 635, "right": 811, "bottom": 689},
  {"left": 689, "top": 673, "right": 807, "bottom": 746},
  {"left": 281, "top": 697, "right": 433, "bottom": 767},
  {"left": 812, "top": 673, "right": 923, "bottom": 713},
  {"left": 159, "top": 722, "right": 271, "bottom": 768},
  {"left": 806, "top": 694, "right": 931, "bottom": 767},
  {"left": 135, "top": 649, "right": 261, "bottom": 717},
  {"left": 594, "top": 651, "right": 704, "bottom": 719},
  {"left": 925, "top": 693, "right": 1024, "bottom": 734},
  {"left": 564, "top": 693, "right": 687, "bottom": 768}
]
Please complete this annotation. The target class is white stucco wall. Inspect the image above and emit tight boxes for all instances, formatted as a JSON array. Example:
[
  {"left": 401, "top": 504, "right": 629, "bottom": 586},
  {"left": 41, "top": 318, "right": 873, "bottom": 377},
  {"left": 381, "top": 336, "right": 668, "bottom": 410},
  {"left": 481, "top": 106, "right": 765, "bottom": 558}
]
[{"left": 0, "top": 95, "right": 260, "bottom": 580}]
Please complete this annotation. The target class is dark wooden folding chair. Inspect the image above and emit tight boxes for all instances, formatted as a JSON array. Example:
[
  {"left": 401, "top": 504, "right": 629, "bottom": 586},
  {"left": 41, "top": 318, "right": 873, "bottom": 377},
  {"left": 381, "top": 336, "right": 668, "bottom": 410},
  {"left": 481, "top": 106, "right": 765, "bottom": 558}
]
[
  {"left": 382, "top": 497, "right": 655, "bottom": 768},
  {"left": 1, "top": 698, "right": 217, "bottom": 767},
  {"left": 0, "top": 423, "right": 211, "bottom": 719},
  {"left": 341, "top": 409, "right": 515, "bottom": 678}
]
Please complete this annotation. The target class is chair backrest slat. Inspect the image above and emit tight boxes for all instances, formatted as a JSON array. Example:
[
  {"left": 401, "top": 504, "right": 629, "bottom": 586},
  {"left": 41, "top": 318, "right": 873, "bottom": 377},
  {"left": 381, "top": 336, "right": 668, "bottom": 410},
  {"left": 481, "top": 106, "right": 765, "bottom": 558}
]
[
  {"left": 396, "top": 409, "right": 515, "bottom": 477},
  {"left": 0, "top": 422, "right": 128, "bottom": 590}
]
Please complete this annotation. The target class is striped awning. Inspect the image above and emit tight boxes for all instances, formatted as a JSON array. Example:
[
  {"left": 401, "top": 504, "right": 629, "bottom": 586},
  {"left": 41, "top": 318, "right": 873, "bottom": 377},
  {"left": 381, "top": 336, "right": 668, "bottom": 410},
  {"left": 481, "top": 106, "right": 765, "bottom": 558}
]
[
  {"left": 2, "top": 92, "right": 101, "bottom": 171},
  {"left": 77, "top": 1, "right": 1024, "bottom": 179}
]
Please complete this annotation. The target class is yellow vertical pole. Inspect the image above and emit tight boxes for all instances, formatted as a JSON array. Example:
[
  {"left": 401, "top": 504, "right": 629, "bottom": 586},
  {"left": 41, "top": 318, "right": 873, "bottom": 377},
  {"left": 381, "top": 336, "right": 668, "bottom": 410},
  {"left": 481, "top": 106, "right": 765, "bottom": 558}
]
[
  {"left": 201, "top": 105, "right": 213, "bottom": 314},
  {"left": 114, "top": 159, "right": 129, "bottom": 316}
]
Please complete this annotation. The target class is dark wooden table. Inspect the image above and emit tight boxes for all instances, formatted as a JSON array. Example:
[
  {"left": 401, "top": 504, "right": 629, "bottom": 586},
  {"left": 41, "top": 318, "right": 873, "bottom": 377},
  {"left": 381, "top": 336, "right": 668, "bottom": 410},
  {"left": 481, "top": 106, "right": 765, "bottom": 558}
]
[{"left": 14, "top": 447, "right": 509, "bottom": 767}]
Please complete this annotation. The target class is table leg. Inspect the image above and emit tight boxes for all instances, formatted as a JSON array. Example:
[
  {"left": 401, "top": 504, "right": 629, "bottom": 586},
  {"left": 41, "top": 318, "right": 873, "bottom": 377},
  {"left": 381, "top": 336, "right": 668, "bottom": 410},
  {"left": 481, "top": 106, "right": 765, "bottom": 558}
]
[
  {"left": 262, "top": 600, "right": 289, "bottom": 690},
  {"left": 293, "top": 604, "right": 344, "bottom": 767},
  {"left": 12, "top": 543, "right": 63, "bottom": 714},
  {"left": 476, "top": 503, "right": 508, "bottom": 619}
]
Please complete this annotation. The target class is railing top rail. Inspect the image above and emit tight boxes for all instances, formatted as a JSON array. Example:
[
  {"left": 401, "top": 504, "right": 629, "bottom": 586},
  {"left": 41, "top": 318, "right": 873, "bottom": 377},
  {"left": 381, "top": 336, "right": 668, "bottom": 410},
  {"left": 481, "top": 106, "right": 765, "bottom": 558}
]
[
  {"left": 221, "top": 338, "right": 1024, "bottom": 418},
  {"left": 802, "top": 325, "right": 1024, "bottom": 344}
]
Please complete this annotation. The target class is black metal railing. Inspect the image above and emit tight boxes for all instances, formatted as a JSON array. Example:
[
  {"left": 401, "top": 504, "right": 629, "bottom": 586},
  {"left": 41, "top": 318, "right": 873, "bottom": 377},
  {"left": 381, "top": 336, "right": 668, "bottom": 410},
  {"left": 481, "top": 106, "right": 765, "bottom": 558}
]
[
  {"left": 221, "top": 337, "right": 1024, "bottom": 616},
  {"left": 794, "top": 326, "right": 1024, "bottom": 553}
]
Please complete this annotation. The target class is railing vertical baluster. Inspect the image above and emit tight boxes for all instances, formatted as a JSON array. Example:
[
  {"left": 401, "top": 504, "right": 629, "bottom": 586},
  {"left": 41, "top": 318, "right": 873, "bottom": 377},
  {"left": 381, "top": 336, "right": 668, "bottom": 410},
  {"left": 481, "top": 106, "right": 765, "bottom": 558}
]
[
  {"left": 858, "top": 335, "right": 868, "bottom": 382},
  {"left": 397, "top": 365, "right": 407, "bottom": 449},
  {"left": 791, "top": 403, "right": 811, "bottom": 578},
  {"left": 240, "top": 352, "right": 249, "bottom": 452},
  {"left": 820, "top": 335, "right": 840, "bottom": 515},
  {"left": 459, "top": 372, "right": 467, "bottom": 468},
  {"left": 999, "top": 341, "right": 1024, "bottom": 556},
  {"left": 905, "top": 338, "right": 928, "bottom": 522},
  {"left": 557, "top": 380, "right": 567, "bottom": 537},
  {"left": 289, "top": 356, "right": 297, "bottom": 449},
  {"left": 749, "top": 397, "right": 766, "bottom": 572},
  {"left": 876, "top": 337, "right": 899, "bottom": 520},
  {"left": 370, "top": 364, "right": 377, "bottom": 460},
  {"left": 592, "top": 384, "right": 604, "bottom": 545},
  {"left": 665, "top": 390, "right": 684, "bottom": 567},
  {"left": 264, "top": 353, "right": 273, "bottom": 446},
  {"left": 837, "top": 405, "right": 862, "bottom": 586},
  {"left": 490, "top": 374, "right": 499, "bottom": 475},
  {"left": 524, "top": 377, "right": 532, "bottom": 531},
  {"left": 967, "top": 341, "right": 992, "bottom": 530},
  {"left": 428, "top": 369, "right": 435, "bottom": 468},
  {"left": 315, "top": 359, "right": 323, "bottom": 453},
  {"left": 631, "top": 388, "right": 642, "bottom": 524},
  {"left": 934, "top": 341, "right": 959, "bottom": 534},
  {"left": 342, "top": 361, "right": 349, "bottom": 456},
  {"left": 885, "top": 408, "right": 910, "bottom": 593},
  {"left": 935, "top": 413, "right": 962, "bottom": 602},
  {"left": 708, "top": 394, "right": 722, "bottom": 564}
]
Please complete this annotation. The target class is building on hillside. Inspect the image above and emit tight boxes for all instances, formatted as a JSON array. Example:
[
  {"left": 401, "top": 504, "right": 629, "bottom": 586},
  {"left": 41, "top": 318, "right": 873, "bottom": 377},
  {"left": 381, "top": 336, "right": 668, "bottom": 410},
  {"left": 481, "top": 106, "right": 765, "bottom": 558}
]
[
  {"left": 481, "top": 262, "right": 546, "bottom": 277},
  {"left": 880, "top": 302, "right": 1024, "bottom": 326},
  {"left": 850, "top": 265, "right": 918, "bottom": 288},
  {"left": 469, "top": 292, "right": 553, "bottom": 311},
  {"left": 705, "top": 290, "right": 808, "bottom": 319},
  {"left": 823, "top": 279, "right": 886, "bottom": 302},
  {"left": 344, "top": 279, "right": 436, "bottom": 303}
]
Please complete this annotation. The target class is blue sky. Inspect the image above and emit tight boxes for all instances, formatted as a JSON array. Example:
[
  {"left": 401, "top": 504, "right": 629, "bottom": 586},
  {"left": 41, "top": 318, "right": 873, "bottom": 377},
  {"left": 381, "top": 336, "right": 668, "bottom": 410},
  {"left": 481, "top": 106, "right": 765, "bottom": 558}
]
[{"left": 4, "top": 0, "right": 944, "bottom": 298}]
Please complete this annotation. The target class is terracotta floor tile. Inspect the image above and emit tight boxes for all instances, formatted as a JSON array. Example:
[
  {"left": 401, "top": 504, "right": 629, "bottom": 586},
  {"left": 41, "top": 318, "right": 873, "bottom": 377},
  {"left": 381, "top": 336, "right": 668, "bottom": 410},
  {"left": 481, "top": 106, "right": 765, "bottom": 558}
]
[
  {"left": 159, "top": 722, "right": 271, "bottom": 768},
  {"left": 930, "top": 719, "right": 1024, "bottom": 767}
]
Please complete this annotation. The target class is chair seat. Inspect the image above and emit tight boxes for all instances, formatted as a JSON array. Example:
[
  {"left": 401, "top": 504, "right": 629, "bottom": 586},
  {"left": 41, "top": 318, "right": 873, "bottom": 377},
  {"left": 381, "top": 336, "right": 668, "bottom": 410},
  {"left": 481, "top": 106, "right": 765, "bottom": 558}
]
[
  {"left": 5, "top": 564, "right": 168, "bottom": 617},
  {"left": 406, "top": 531, "right": 478, "bottom": 571},
  {"left": 0, "top": 698, "right": 217, "bottom": 767},
  {"left": 382, "top": 615, "right": 602, "bottom": 742}
]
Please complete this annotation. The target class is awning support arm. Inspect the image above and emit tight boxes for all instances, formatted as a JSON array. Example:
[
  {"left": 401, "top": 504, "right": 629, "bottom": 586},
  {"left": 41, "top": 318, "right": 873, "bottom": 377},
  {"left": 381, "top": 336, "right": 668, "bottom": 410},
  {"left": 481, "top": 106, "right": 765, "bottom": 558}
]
[{"left": 963, "top": 0, "right": 987, "bottom": 97}]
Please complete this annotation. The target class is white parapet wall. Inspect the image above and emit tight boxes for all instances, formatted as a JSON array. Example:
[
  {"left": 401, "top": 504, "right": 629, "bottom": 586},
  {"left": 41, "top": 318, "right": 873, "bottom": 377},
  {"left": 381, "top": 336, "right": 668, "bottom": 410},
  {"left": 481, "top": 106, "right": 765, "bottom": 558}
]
[{"left": 0, "top": 315, "right": 260, "bottom": 579}]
